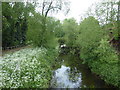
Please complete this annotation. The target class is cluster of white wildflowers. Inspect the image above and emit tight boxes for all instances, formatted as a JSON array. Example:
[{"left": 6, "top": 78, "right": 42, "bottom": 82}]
[{"left": 1, "top": 47, "right": 53, "bottom": 88}]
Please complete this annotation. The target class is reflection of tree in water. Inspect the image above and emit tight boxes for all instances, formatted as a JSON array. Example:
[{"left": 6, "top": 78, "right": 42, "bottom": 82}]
[
  {"left": 50, "top": 65, "right": 82, "bottom": 88},
  {"left": 69, "top": 67, "right": 81, "bottom": 83},
  {"left": 51, "top": 51, "right": 115, "bottom": 88}
]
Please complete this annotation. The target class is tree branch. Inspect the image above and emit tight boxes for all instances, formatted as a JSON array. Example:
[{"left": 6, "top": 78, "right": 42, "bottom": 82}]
[
  {"left": 45, "top": 1, "right": 53, "bottom": 17},
  {"left": 42, "top": 1, "right": 45, "bottom": 16}
]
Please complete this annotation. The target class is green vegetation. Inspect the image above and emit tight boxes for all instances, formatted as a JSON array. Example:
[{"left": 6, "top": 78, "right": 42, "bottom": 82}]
[
  {"left": 2, "top": 47, "right": 58, "bottom": 88},
  {"left": 77, "top": 16, "right": 103, "bottom": 63},
  {"left": 76, "top": 0, "right": 119, "bottom": 87},
  {"left": 90, "top": 37, "right": 119, "bottom": 86},
  {"left": 2, "top": 1, "right": 68, "bottom": 88},
  {"left": 27, "top": 14, "right": 59, "bottom": 48},
  {"left": 62, "top": 18, "right": 78, "bottom": 47},
  {"left": 2, "top": 2, "right": 35, "bottom": 48},
  {"left": 2, "top": 0, "right": 120, "bottom": 88},
  {"left": 59, "top": 17, "right": 118, "bottom": 89}
]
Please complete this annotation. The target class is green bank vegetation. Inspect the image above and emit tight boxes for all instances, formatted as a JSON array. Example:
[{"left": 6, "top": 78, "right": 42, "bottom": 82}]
[{"left": 2, "top": 0, "right": 120, "bottom": 88}]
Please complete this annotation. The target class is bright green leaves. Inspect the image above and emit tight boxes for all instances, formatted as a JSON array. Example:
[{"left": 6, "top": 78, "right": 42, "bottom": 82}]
[
  {"left": 95, "top": 38, "right": 118, "bottom": 64},
  {"left": 27, "top": 13, "right": 59, "bottom": 48},
  {"left": 77, "top": 16, "right": 103, "bottom": 61},
  {"left": 76, "top": 16, "right": 119, "bottom": 87},
  {"left": 78, "top": 16, "right": 102, "bottom": 46}
]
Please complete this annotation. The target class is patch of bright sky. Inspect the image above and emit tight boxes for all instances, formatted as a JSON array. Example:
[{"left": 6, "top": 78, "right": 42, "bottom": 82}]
[{"left": 52, "top": 0, "right": 100, "bottom": 23}]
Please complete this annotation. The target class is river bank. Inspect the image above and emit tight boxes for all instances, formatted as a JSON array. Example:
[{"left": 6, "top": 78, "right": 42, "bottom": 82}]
[
  {"left": 1, "top": 47, "right": 58, "bottom": 88},
  {"left": 1, "top": 46, "right": 118, "bottom": 88},
  {"left": 50, "top": 51, "right": 116, "bottom": 88}
]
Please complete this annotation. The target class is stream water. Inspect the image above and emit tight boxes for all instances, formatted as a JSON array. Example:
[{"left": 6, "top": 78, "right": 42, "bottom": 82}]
[{"left": 50, "top": 52, "right": 115, "bottom": 88}]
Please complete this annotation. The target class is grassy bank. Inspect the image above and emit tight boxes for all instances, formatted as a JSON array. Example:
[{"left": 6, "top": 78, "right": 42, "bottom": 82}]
[{"left": 1, "top": 47, "right": 58, "bottom": 88}]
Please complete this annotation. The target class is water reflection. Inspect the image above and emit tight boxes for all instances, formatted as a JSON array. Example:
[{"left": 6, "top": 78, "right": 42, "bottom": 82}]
[
  {"left": 51, "top": 65, "right": 83, "bottom": 88},
  {"left": 50, "top": 53, "right": 115, "bottom": 88}
]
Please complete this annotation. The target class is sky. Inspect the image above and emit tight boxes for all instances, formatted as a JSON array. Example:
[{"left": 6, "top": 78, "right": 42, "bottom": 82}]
[{"left": 52, "top": 0, "right": 100, "bottom": 23}]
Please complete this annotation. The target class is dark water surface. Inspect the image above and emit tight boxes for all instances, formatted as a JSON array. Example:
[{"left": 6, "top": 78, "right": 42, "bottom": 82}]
[{"left": 50, "top": 53, "right": 115, "bottom": 88}]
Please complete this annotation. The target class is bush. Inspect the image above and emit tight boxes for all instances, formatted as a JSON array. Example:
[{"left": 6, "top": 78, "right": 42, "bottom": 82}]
[{"left": 90, "top": 38, "right": 119, "bottom": 87}]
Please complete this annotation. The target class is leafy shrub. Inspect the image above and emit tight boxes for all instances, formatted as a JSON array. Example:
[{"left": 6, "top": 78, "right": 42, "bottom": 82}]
[{"left": 90, "top": 38, "right": 119, "bottom": 87}]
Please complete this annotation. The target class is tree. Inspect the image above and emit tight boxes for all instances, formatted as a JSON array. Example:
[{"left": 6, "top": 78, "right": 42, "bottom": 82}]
[
  {"left": 37, "top": 0, "right": 70, "bottom": 17},
  {"left": 85, "top": 0, "right": 118, "bottom": 25},
  {"left": 85, "top": 0, "right": 120, "bottom": 44},
  {"left": 37, "top": 0, "right": 70, "bottom": 35},
  {"left": 2, "top": 2, "right": 35, "bottom": 49},
  {"left": 27, "top": 0, "right": 70, "bottom": 48},
  {"left": 62, "top": 18, "right": 78, "bottom": 47},
  {"left": 27, "top": 13, "right": 59, "bottom": 48},
  {"left": 77, "top": 16, "right": 103, "bottom": 62}
]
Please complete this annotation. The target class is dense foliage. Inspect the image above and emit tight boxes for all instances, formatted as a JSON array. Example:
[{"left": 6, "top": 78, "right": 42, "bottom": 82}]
[
  {"left": 90, "top": 37, "right": 119, "bottom": 86},
  {"left": 1, "top": 47, "right": 58, "bottom": 88},
  {"left": 74, "top": 2, "right": 119, "bottom": 86},
  {"left": 62, "top": 18, "right": 78, "bottom": 47},
  {"left": 2, "top": 0, "right": 120, "bottom": 88},
  {"left": 77, "top": 17, "right": 103, "bottom": 63},
  {"left": 27, "top": 13, "right": 59, "bottom": 48},
  {"left": 2, "top": 2, "right": 35, "bottom": 49}
]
